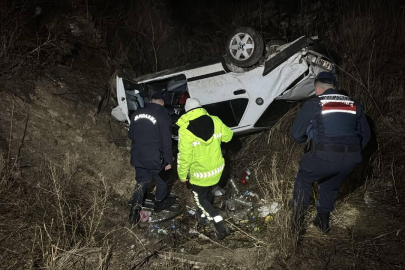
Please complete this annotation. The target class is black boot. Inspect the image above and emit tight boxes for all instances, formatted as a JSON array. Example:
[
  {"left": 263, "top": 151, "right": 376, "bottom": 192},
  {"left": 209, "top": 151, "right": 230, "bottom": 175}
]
[
  {"left": 214, "top": 221, "right": 229, "bottom": 240},
  {"left": 154, "top": 195, "right": 176, "bottom": 212},
  {"left": 129, "top": 205, "right": 141, "bottom": 224},
  {"left": 313, "top": 212, "right": 330, "bottom": 233}
]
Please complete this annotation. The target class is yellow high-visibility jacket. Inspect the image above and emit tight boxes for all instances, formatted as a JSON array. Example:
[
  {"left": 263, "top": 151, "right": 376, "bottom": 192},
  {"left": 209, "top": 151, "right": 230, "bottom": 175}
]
[{"left": 176, "top": 108, "right": 233, "bottom": 187}]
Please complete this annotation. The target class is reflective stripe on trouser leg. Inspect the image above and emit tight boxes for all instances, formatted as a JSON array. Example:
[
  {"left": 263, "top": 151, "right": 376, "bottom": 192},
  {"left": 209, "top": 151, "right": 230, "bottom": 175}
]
[
  {"left": 192, "top": 191, "right": 213, "bottom": 221},
  {"left": 213, "top": 215, "right": 223, "bottom": 223}
]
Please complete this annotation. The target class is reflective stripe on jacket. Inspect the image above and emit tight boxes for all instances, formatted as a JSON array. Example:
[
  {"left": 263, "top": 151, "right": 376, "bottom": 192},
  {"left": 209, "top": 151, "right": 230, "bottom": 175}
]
[
  {"left": 176, "top": 108, "right": 233, "bottom": 187},
  {"left": 290, "top": 89, "right": 371, "bottom": 149}
]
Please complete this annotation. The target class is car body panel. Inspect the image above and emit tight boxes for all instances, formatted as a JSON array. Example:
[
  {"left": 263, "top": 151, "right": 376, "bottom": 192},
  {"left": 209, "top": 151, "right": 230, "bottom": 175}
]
[
  {"left": 187, "top": 71, "right": 247, "bottom": 105},
  {"left": 263, "top": 36, "right": 313, "bottom": 76},
  {"left": 234, "top": 52, "right": 309, "bottom": 131},
  {"left": 135, "top": 59, "right": 225, "bottom": 83}
]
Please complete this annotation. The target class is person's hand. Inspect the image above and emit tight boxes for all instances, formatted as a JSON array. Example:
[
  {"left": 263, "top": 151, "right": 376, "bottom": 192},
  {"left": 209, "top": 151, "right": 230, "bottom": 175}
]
[{"left": 165, "top": 164, "right": 172, "bottom": 171}]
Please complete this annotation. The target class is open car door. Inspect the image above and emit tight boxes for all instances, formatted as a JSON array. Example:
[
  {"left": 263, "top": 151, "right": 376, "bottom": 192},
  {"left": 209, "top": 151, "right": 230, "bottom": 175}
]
[
  {"left": 111, "top": 76, "right": 130, "bottom": 123},
  {"left": 111, "top": 76, "right": 144, "bottom": 123}
]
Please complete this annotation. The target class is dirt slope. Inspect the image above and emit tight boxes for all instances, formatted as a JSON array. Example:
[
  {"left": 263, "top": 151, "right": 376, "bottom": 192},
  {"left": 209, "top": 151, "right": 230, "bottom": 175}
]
[
  {"left": 0, "top": 45, "right": 134, "bottom": 197},
  {"left": 0, "top": 44, "right": 141, "bottom": 268}
]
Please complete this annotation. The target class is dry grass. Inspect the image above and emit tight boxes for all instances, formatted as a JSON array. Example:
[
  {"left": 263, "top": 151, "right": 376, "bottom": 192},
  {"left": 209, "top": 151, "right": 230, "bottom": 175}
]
[
  {"left": 0, "top": 152, "right": 112, "bottom": 269},
  {"left": 231, "top": 108, "right": 303, "bottom": 259},
  {"left": 0, "top": 152, "right": 13, "bottom": 196},
  {"left": 327, "top": 0, "right": 405, "bottom": 195},
  {"left": 34, "top": 157, "right": 111, "bottom": 269}
]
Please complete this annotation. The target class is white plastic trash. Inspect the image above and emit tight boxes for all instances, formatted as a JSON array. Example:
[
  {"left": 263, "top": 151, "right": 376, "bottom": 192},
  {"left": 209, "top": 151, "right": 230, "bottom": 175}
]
[
  {"left": 212, "top": 186, "right": 226, "bottom": 197},
  {"left": 258, "top": 202, "right": 279, "bottom": 217}
]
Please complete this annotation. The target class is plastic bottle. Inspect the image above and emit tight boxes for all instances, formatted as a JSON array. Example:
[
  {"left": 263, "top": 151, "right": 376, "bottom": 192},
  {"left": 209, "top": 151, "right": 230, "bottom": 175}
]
[
  {"left": 244, "top": 190, "right": 260, "bottom": 200},
  {"left": 231, "top": 210, "right": 248, "bottom": 220},
  {"left": 226, "top": 199, "right": 236, "bottom": 211},
  {"left": 234, "top": 197, "right": 253, "bottom": 207},
  {"left": 228, "top": 178, "right": 239, "bottom": 194}
]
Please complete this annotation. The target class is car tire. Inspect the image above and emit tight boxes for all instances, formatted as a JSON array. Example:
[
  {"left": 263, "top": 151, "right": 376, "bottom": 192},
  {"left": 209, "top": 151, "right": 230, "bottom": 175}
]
[
  {"left": 266, "top": 40, "right": 286, "bottom": 55},
  {"left": 225, "top": 27, "right": 264, "bottom": 68}
]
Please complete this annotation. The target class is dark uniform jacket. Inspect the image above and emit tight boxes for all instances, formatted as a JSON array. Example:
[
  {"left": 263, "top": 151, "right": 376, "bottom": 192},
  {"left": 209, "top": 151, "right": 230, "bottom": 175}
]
[
  {"left": 128, "top": 103, "right": 173, "bottom": 170},
  {"left": 290, "top": 89, "right": 371, "bottom": 149}
]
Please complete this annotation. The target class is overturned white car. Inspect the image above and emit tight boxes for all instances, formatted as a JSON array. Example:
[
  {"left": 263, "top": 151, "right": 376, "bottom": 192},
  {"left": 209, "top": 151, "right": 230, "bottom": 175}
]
[{"left": 112, "top": 27, "right": 335, "bottom": 137}]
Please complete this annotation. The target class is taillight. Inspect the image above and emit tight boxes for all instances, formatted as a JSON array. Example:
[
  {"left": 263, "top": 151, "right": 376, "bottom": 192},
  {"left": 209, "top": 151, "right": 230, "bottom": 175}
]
[{"left": 178, "top": 92, "right": 190, "bottom": 105}]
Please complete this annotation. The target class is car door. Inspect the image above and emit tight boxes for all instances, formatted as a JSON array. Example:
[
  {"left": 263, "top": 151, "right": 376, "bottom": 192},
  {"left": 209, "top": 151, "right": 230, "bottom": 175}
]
[
  {"left": 114, "top": 76, "right": 145, "bottom": 123},
  {"left": 114, "top": 76, "right": 130, "bottom": 123}
]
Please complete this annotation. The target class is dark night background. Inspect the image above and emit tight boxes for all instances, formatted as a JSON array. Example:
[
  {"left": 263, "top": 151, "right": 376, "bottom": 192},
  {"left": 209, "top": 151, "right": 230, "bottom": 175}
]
[{"left": 0, "top": 0, "right": 404, "bottom": 269}]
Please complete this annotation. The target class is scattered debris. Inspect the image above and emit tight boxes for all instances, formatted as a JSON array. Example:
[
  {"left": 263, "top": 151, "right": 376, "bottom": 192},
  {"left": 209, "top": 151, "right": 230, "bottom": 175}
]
[
  {"left": 240, "top": 168, "right": 252, "bottom": 186},
  {"left": 141, "top": 196, "right": 183, "bottom": 223},
  {"left": 363, "top": 191, "right": 374, "bottom": 207},
  {"left": 264, "top": 215, "right": 273, "bottom": 223},
  {"left": 226, "top": 199, "right": 236, "bottom": 211},
  {"left": 142, "top": 172, "right": 272, "bottom": 242},
  {"left": 152, "top": 224, "right": 168, "bottom": 235},
  {"left": 231, "top": 209, "right": 249, "bottom": 220},
  {"left": 244, "top": 190, "right": 260, "bottom": 200},
  {"left": 140, "top": 210, "right": 152, "bottom": 222},
  {"left": 257, "top": 203, "right": 279, "bottom": 217},
  {"left": 212, "top": 186, "right": 226, "bottom": 197},
  {"left": 228, "top": 177, "right": 239, "bottom": 194},
  {"left": 234, "top": 197, "right": 253, "bottom": 207},
  {"left": 186, "top": 206, "right": 196, "bottom": 215}
]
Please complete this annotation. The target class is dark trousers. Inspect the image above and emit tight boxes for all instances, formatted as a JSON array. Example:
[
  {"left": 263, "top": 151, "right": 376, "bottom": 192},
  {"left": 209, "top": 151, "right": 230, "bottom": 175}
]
[
  {"left": 293, "top": 151, "right": 362, "bottom": 214},
  {"left": 129, "top": 168, "right": 169, "bottom": 207},
  {"left": 190, "top": 184, "right": 222, "bottom": 222}
]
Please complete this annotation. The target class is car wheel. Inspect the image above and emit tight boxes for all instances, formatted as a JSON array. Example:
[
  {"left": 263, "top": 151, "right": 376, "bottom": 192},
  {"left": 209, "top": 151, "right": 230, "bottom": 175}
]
[
  {"left": 225, "top": 27, "right": 264, "bottom": 68},
  {"left": 265, "top": 40, "right": 286, "bottom": 56}
]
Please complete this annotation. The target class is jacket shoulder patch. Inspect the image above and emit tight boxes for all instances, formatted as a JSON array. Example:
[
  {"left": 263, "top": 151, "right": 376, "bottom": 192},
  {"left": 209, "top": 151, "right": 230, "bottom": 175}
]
[{"left": 320, "top": 95, "right": 356, "bottom": 115}]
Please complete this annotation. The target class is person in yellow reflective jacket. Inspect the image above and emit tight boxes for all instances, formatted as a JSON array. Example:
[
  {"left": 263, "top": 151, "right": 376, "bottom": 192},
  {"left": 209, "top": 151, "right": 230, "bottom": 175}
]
[{"left": 176, "top": 98, "right": 233, "bottom": 240}]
